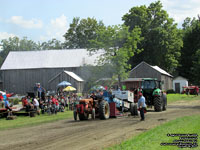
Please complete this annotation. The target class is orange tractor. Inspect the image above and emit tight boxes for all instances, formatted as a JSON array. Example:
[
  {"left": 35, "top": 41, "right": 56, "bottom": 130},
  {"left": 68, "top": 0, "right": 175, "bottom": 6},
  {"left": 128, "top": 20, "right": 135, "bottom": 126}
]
[{"left": 73, "top": 96, "right": 110, "bottom": 121}]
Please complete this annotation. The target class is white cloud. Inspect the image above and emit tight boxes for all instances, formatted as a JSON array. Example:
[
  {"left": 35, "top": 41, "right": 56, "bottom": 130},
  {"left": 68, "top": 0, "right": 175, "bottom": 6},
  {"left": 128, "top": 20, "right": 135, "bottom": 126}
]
[
  {"left": 0, "top": 32, "right": 16, "bottom": 41},
  {"left": 162, "top": 0, "right": 200, "bottom": 26},
  {"left": 0, "top": 32, "right": 17, "bottom": 50},
  {"left": 40, "top": 14, "right": 68, "bottom": 42},
  {"left": 8, "top": 16, "right": 43, "bottom": 29}
]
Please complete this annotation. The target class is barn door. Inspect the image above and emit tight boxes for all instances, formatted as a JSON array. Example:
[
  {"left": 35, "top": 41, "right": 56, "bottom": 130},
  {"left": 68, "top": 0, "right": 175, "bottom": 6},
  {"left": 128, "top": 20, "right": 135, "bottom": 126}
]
[{"left": 175, "top": 83, "right": 180, "bottom": 93}]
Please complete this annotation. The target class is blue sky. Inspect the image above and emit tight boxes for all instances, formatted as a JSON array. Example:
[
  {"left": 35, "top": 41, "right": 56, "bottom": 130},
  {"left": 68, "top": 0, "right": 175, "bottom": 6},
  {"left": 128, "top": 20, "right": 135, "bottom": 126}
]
[{"left": 0, "top": 0, "right": 199, "bottom": 42}]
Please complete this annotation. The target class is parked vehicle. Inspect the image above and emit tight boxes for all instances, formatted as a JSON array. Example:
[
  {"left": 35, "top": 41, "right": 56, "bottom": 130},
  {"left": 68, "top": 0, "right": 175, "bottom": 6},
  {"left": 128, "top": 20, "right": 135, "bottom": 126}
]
[{"left": 182, "top": 86, "right": 199, "bottom": 95}]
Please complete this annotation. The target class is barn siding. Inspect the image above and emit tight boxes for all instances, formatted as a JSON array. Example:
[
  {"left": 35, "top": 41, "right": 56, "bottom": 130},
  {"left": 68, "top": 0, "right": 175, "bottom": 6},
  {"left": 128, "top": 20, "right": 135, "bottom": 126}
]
[
  {"left": 161, "top": 75, "right": 173, "bottom": 91},
  {"left": 2, "top": 67, "right": 82, "bottom": 94}
]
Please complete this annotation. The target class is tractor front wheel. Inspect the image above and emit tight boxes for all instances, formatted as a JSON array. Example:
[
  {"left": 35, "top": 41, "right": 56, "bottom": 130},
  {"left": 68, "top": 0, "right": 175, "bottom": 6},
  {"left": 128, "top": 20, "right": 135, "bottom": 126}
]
[
  {"left": 99, "top": 101, "right": 110, "bottom": 120},
  {"left": 79, "top": 112, "right": 89, "bottom": 121}
]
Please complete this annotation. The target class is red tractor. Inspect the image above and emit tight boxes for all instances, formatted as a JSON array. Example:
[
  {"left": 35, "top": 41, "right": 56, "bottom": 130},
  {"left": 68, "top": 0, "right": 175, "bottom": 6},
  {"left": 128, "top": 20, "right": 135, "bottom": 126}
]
[{"left": 182, "top": 86, "right": 199, "bottom": 95}]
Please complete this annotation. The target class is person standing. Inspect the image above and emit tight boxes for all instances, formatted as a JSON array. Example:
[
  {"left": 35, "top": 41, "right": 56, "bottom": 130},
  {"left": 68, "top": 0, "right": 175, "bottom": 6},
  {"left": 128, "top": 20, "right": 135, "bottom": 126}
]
[
  {"left": 37, "top": 84, "right": 45, "bottom": 100},
  {"left": 137, "top": 93, "right": 147, "bottom": 121}
]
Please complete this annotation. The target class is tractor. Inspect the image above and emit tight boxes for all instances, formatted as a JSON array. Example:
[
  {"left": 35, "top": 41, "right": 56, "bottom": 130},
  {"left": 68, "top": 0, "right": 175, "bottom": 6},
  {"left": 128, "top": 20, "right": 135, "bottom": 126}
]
[
  {"left": 182, "top": 86, "right": 199, "bottom": 95},
  {"left": 73, "top": 90, "right": 135, "bottom": 121},
  {"left": 73, "top": 94, "right": 110, "bottom": 121},
  {"left": 133, "top": 78, "right": 167, "bottom": 112}
]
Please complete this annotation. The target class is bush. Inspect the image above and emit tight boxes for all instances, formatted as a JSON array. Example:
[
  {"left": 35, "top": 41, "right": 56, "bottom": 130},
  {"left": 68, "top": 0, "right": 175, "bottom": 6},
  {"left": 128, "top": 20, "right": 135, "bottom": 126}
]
[
  {"left": 166, "top": 89, "right": 175, "bottom": 94},
  {"left": 12, "top": 98, "right": 19, "bottom": 105}
]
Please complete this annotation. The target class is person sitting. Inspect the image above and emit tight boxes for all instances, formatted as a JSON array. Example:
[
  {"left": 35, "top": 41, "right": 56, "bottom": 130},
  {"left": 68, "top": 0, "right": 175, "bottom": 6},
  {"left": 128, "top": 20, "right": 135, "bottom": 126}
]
[
  {"left": 5, "top": 98, "right": 13, "bottom": 116},
  {"left": 22, "top": 97, "right": 28, "bottom": 108},
  {"left": 90, "top": 92, "right": 97, "bottom": 100},
  {"left": 22, "top": 97, "right": 31, "bottom": 112},
  {"left": 60, "top": 96, "right": 65, "bottom": 108},
  {"left": 33, "top": 97, "right": 40, "bottom": 115},
  {"left": 51, "top": 96, "right": 58, "bottom": 114},
  {"left": 0, "top": 93, "right": 4, "bottom": 108}
]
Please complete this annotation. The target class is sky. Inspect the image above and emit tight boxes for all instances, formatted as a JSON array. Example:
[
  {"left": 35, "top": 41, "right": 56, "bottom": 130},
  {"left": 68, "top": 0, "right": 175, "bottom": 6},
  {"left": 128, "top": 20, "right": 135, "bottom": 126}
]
[{"left": 0, "top": 0, "right": 199, "bottom": 43}]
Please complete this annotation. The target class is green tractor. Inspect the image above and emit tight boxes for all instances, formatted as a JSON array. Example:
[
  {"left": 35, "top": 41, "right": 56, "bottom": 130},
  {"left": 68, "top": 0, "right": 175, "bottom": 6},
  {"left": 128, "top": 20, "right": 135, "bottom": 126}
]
[{"left": 141, "top": 78, "right": 167, "bottom": 112}]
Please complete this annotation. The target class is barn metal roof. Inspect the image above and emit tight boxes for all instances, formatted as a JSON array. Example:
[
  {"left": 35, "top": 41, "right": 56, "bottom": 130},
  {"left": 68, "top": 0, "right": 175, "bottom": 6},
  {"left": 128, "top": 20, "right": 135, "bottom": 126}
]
[{"left": 1, "top": 49, "right": 101, "bottom": 70}]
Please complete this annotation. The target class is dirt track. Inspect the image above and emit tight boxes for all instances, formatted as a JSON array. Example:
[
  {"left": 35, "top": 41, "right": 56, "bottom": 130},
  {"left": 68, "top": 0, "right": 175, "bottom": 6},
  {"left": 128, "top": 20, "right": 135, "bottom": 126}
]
[{"left": 0, "top": 100, "right": 200, "bottom": 150}]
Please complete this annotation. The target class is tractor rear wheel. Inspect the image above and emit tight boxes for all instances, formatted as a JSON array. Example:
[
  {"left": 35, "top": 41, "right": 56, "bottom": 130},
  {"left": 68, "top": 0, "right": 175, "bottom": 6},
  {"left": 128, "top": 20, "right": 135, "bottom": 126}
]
[
  {"left": 154, "top": 96, "right": 162, "bottom": 112},
  {"left": 99, "top": 101, "right": 110, "bottom": 120},
  {"left": 130, "top": 103, "right": 138, "bottom": 116}
]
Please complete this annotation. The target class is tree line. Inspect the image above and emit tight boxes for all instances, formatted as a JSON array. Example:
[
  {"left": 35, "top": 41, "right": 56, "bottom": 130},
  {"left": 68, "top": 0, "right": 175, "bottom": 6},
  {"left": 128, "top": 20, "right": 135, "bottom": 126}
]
[{"left": 0, "top": 1, "right": 200, "bottom": 85}]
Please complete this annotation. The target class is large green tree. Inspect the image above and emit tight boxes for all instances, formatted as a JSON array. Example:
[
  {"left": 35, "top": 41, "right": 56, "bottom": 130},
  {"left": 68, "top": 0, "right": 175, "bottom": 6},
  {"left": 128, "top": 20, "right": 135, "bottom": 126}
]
[
  {"left": 88, "top": 25, "right": 142, "bottom": 86},
  {"left": 122, "top": 1, "right": 183, "bottom": 73},
  {"left": 0, "top": 36, "right": 40, "bottom": 66},
  {"left": 178, "top": 17, "right": 200, "bottom": 84},
  {"left": 64, "top": 17, "right": 105, "bottom": 49},
  {"left": 40, "top": 38, "right": 64, "bottom": 50}
]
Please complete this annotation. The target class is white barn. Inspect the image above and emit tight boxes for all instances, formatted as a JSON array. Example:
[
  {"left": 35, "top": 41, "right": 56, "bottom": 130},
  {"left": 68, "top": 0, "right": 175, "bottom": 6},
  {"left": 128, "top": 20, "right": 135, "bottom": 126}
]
[{"left": 173, "top": 76, "right": 188, "bottom": 93}]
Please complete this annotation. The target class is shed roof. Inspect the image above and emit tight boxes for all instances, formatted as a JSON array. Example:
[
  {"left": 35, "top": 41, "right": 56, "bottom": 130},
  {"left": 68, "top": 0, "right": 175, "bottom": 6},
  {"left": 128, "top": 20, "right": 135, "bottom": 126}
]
[
  {"left": 48, "top": 70, "right": 84, "bottom": 83},
  {"left": 151, "top": 66, "right": 172, "bottom": 77},
  {"left": 131, "top": 61, "right": 173, "bottom": 77},
  {"left": 64, "top": 71, "right": 84, "bottom": 82},
  {"left": 1, "top": 49, "right": 101, "bottom": 70},
  {"left": 173, "top": 76, "right": 188, "bottom": 81}
]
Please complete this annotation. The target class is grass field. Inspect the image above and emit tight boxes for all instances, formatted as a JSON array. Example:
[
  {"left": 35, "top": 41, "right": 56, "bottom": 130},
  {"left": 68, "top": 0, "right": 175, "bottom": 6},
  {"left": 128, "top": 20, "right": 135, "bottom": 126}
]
[
  {"left": 107, "top": 115, "right": 200, "bottom": 150},
  {"left": 167, "top": 94, "right": 200, "bottom": 103},
  {"left": 0, "top": 110, "right": 73, "bottom": 130}
]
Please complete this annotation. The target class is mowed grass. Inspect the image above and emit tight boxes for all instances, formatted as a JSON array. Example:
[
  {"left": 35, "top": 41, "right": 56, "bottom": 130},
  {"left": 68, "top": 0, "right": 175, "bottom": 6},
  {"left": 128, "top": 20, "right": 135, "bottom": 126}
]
[
  {"left": 0, "top": 110, "right": 73, "bottom": 130},
  {"left": 167, "top": 94, "right": 200, "bottom": 103},
  {"left": 107, "top": 115, "right": 200, "bottom": 150}
]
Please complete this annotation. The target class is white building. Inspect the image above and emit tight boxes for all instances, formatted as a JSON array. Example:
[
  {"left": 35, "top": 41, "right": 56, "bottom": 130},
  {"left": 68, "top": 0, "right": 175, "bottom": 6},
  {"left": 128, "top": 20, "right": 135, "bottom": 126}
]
[{"left": 173, "top": 76, "right": 188, "bottom": 93}]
